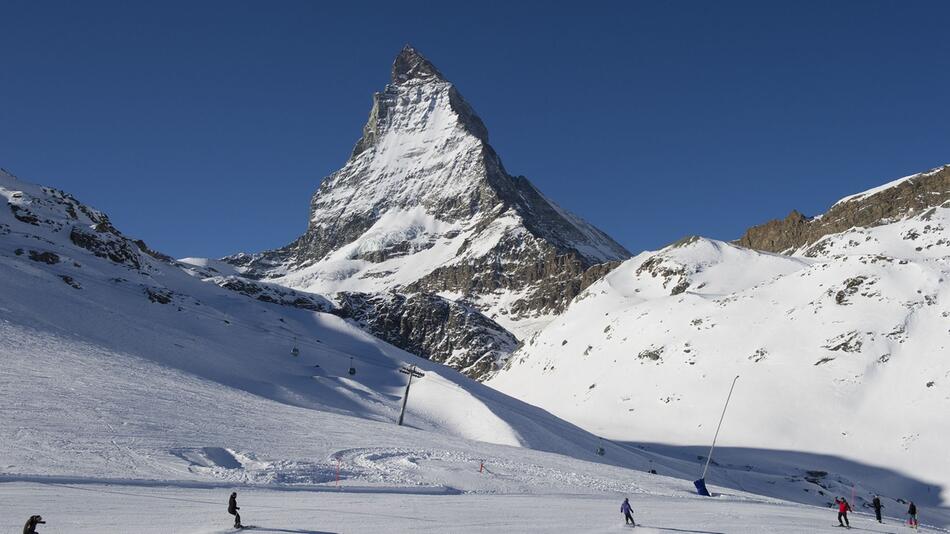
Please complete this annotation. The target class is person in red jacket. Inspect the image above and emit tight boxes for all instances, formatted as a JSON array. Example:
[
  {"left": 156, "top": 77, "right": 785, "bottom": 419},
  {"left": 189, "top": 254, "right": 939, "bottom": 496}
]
[{"left": 835, "top": 497, "right": 852, "bottom": 528}]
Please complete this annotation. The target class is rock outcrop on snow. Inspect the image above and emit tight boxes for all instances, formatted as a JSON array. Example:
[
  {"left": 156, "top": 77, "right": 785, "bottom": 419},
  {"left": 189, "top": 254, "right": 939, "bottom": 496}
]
[
  {"left": 1, "top": 168, "right": 158, "bottom": 274},
  {"left": 737, "top": 164, "right": 950, "bottom": 253},
  {"left": 335, "top": 291, "right": 518, "bottom": 378},
  {"left": 224, "top": 45, "right": 629, "bottom": 377}
]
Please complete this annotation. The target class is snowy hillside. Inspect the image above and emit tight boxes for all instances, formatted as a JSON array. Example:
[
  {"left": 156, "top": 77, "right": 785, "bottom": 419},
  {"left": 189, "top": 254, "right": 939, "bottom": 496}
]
[
  {"left": 9, "top": 169, "right": 939, "bottom": 533},
  {"left": 219, "top": 46, "right": 629, "bottom": 378},
  {"left": 490, "top": 166, "right": 950, "bottom": 525},
  {"left": 0, "top": 168, "right": 652, "bottom": 475}
]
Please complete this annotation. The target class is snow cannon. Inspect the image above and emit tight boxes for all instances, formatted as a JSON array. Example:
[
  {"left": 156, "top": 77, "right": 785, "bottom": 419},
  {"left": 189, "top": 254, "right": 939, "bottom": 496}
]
[
  {"left": 694, "top": 478, "right": 711, "bottom": 496},
  {"left": 694, "top": 375, "right": 739, "bottom": 497}
]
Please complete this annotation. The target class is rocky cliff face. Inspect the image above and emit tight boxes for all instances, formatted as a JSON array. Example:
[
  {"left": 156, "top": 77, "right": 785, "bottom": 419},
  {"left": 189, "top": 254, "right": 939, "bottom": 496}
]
[
  {"left": 335, "top": 291, "right": 518, "bottom": 378},
  {"left": 737, "top": 165, "right": 950, "bottom": 254},
  {"left": 224, "top": 46, "right": 630, "bottom": 377},
  {"left": 1, "top": 168, "right": 160, "bottom": 274}
]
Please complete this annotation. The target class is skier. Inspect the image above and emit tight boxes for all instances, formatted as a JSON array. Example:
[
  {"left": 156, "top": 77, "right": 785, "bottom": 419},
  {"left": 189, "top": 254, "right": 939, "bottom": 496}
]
[
  {"left": 23, "top": 515, "right": 45, "bottom": 534},
  {"left": 907, "top": 501, "right": 918, "bottom": 529},
  {"left": 621, "top": 497, "right": 636, "bottom": 526},
  {"left": 835, "top": 497, "right": 852, "bottom": 528},
  {"left": 872, "top": 495, "right": 884, "bottom": 523},
  {"left": 228, "top": 491, "right": 243, "bottom": 529}
]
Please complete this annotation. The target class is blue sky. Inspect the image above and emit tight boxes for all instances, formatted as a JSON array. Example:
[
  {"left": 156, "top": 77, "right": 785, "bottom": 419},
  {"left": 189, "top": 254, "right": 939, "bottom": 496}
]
[{"left": 2, "top": 1, "right": 949, "bottom": 258}]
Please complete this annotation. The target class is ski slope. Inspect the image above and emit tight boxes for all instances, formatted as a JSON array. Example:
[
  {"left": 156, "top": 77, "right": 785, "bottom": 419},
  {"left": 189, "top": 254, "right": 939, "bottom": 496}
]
[
  {"left": 491, "top": 223, "right": 950, "bottom": 526},
  {"left": 3, "top": 481, "right": 943, "bottom": 533},
  {"left": 3, "top": 169, "right": 948, "bottom": 531}
]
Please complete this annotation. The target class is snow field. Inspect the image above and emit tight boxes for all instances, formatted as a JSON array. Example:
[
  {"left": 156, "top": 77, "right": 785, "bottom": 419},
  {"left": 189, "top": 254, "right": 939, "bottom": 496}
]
[{"left": 2, "top": 482, "right": 944, "bottom": 533}]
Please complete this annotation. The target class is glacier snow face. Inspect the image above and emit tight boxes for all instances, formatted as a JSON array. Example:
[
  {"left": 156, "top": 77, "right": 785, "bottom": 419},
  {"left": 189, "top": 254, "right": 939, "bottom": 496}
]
[{"left": 224, "top": 46, "right": 630, "bottom": 377}]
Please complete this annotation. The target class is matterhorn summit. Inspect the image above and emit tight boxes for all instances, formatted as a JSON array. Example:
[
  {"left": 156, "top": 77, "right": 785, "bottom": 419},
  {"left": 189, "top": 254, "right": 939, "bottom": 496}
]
[{"left": 224, "top": 45, "right": 630, "bottom": 377}]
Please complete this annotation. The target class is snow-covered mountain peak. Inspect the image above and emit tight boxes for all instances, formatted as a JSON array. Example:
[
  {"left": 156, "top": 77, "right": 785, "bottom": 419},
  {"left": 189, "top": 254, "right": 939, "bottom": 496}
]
[
  {"left": 221, "top": 47, "right": 630, "bottom": 376},
  {"left": 391, "top": 44, "right": 445, "bottom": 85}
]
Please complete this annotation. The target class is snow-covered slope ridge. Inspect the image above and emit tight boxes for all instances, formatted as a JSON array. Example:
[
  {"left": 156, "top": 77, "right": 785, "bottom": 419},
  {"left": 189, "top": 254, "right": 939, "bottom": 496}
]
[
  {"left": 0, "top": 167, "right": 653, "bottom": 482},
  {"left": 491, "top": 165, "right": 950, "bottom": 514},
  {"left": 223, "top": 46, "right": 629, "bottom": 359}
]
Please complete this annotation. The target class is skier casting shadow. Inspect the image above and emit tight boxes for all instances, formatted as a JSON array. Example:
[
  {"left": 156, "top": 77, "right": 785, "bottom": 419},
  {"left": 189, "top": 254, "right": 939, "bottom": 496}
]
[
  {"left": 23, "top": 515, "right": 46, "bottom": 534},
  {"left": 621, "top": 497, "right": 636, "bottom": 526},
  {"left": 835, "top": 497, "right": 852, "bottom": 528},
  {"left": 872, "top": 495, "right": 884, "bottom": 523},
  {"left": 229, "top": 491, "right": 243, "bottom": 529},
  {"left": 908, "top": 501, "right": 918, "bottom": 530}
]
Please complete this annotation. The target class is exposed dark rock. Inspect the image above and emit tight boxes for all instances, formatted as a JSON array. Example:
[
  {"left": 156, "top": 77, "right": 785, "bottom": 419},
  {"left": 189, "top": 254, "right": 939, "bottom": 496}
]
[
  {"left": 823, "top": 331, "right": 862, "bottom": 353},
  {"left": 392, "top": 44, "right": 445, "bottom": 85},
  {"left": 60, "top": 275, "right": 81, "bottom": 289},
  {"left": 638, "top": 347, "right": 664, "bottom": 362},
  {"left": 69, "top": 225, "right": 142, "bottom": 269},
  {"left": 28, "top": 250, "right": 60, "bottom": 264},
  {"left": 145, "top": 287, "right": 172, "bottom": 304},
  {"left": 636, "top": 255, "right": 688, "bottom": 296},
  {"left": 335, "top": 291, "right": 518, "bottom": 380},
  {"left": 408, "top": 243, "right": 622, "bottom": 318},
  {"left": 213, "top": 276, "right": 333, "bottom": 312},
  {"left": 134, "top": 239, "right": 175, "bottom": 262},
  {"left": 10, "top": 204, "right": 40, "bottom": 225},
  {"left": 834, "top": 276, "right": 867, "bottom": 305},
  {"left": 737, "top": 165, "right": 950, "bottom": 253}
]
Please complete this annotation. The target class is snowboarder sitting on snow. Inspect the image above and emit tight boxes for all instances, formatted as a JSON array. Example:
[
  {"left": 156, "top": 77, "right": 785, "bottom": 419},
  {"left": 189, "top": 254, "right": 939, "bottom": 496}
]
[
  {"left": 228, "top": 491, "right": 243, "bottom": 528},
  {"left": 23, "top": 515, "right": 45, "bottom": 534},
  {"left": 835, "top": 497, "right": 852, "bottom": 528},
  {"left": 872, "top": 495, "right": 884, "bottom": 523},
  {"left": 908, "top": 501, "right": 918, "bottom": 529},
  {"left": 621, "top": 497, "right": 636, "bottom": 526}
]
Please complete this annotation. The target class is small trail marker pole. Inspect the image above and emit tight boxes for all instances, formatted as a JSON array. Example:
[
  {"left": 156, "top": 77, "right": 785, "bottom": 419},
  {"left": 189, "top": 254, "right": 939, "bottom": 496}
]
[
  {"left": 695, "top": 375, "right": 740, "bottom": 496},
  {"left": 479, "top": 461, "right": 484, "bottom": 473},
  {"left": 397, "top": 365, "right": 425, "bottom": 426}
]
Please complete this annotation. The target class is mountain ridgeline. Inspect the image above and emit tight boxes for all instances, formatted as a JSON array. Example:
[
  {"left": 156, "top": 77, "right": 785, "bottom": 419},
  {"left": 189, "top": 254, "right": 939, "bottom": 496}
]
[
  {"left": 737, "top": 165, "right": 950, "bottom": 254},
  {"left": 224, "top": 45, "right": 630, "bottom": 378}
]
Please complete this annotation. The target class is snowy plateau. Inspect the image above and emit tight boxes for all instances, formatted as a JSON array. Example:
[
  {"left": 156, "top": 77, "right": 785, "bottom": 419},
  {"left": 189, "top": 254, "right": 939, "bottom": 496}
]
[{"left": 2, "top": 46, "right": 949, "bottom": 533}]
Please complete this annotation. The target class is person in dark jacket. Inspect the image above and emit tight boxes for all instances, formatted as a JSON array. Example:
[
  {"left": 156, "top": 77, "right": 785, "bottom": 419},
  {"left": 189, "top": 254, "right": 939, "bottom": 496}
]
[
  {"left": 23, "top": 515, "right": 45, "bottom": 534},
  {"left": 621, "top": 497, "right": 635, "bottom": 526},
  {"left": 835, "top": 497, "right": 852, "bottom": 528},
  {"left": 228, "top": 491, "right": 242, "bottom": 528},
  {"left": 872, "top": 496, "right": 884, "bottom": 523},
  {"left": 908, "top": 501, "right": 918, "bottom": 529}
]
